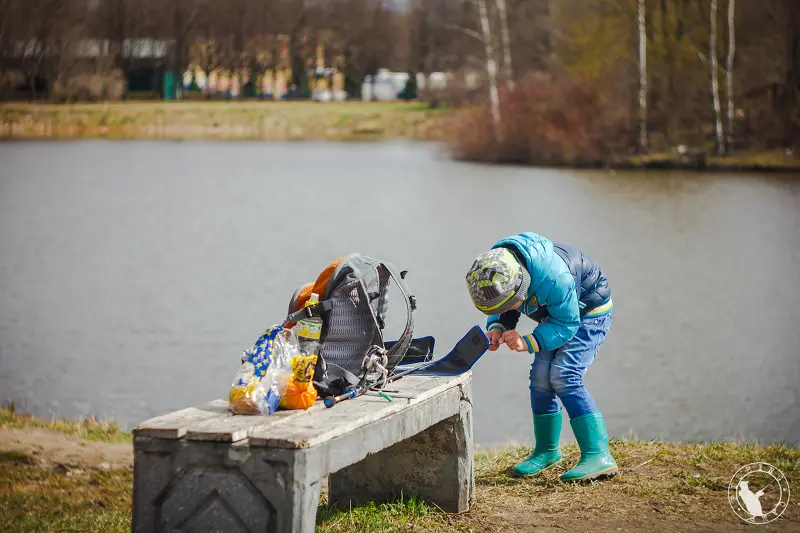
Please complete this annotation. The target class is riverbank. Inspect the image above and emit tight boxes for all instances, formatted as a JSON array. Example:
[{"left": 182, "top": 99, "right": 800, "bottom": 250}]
[
  {"left": 1, "top": 406, "right": 797, "bottom": 532},
  {"left": 1, "top": 101, "right": 799, "bottom": 172},
  {"left": 0, "top": 101, "right": 451, "bottom": 142},
  {"left": 454, "top": 149, "right": 800, "bottom": 174},
  {"left": 617, "top": 150, "right": 800, "bottom": 173}
]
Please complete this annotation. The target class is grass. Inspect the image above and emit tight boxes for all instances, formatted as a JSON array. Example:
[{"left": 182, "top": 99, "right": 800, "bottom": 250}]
[
  {"left": 1, "top": 405, "right": 798, "bottom": 532},
  {"left": 706, "top": 149, "right": 800, "bottom": 170},
  {"left": 621, "top": 149, "right": 800, "bottom": 172},
  {"left": 0, "top": 403, "right": 132, "bottom": 443},
  {"left": 0, "top": 450, "right": 133, "bottom": 533},
  {"left": 0, "top": 100, "right": 452, "bottom": 142},
  {"left": 2, "top": 100, "right": 796, "bottom": 172},
  {"left": 317, "top": 495, "right": 451, "bottom": 533}
]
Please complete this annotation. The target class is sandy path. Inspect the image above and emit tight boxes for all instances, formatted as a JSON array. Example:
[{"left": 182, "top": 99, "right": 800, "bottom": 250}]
[{"left": 0, "top": 427, "right": 133, "bottom": 470}]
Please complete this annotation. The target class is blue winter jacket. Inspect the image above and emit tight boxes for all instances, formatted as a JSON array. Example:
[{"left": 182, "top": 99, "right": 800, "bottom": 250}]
[{"left": 486, "top": 233, "right": 612, "bottom": 353}]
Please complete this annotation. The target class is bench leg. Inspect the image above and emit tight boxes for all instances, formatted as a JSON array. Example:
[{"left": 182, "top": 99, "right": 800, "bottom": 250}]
[
  {"left": 328, "top": 405, "right": 475, "bottom": 513},
  {"left": 133, "top": 438, "right": 322, "bottom": 533},
  {"left": 285, "top": 477, "right": 322, "bottom": 533}
]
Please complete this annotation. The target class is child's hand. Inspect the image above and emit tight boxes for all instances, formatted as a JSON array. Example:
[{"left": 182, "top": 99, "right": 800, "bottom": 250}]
[
  {"left": 487, "top": 329, "right": 502, "bottom": 351},
  {"left": 501, "top": 330, "right": 528, "bottom": 352}
]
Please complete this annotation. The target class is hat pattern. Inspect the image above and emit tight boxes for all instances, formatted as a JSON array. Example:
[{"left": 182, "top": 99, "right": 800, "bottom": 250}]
[{"left": 466, "top": 248, "right": 530, "bottom": 314}]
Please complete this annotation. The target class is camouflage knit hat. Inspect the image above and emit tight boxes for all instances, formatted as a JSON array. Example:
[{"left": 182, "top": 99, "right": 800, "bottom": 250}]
[{"left": 465, "top": 248, "right": 530, "bottom": 315}]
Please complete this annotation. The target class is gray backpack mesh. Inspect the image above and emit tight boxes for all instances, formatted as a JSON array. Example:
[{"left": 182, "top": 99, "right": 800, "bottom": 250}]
[
  {"left": 318, "top": 279, "right": 383, "bottom": 376},
  {"left": 287, "top": 253, "right": 415, "bottom": 390}
]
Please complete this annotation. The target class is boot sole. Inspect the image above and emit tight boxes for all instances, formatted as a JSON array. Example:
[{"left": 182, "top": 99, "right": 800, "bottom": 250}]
[
  {"left": 512, "top": 459, "right": 562, "bottom": 478},
  {"left": 561, "top": 466, "right": 619, "bottom": 482}
]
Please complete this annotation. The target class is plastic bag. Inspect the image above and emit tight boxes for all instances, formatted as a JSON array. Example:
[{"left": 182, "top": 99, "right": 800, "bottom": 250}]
[
  {"left": 229, "top": 325, "right": 295, "bottom": 415},
  {"left": 279, "top": 354, "right": 319, "bottom": 410}
]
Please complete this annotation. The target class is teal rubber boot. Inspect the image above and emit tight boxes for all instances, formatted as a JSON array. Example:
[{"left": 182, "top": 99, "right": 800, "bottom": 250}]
[
  {"left": 560, "top": 412, "right": 618, "bottom": 482},
  {"left": 512, "top": 411, "right": 563, "bottom": 477}
]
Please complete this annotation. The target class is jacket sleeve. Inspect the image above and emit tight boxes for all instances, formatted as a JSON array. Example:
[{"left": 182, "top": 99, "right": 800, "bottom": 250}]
[
  {"left": 487, "top": 310, "right": 521, "bottom": 333},
  {"left": 525, "top": 271, "right": 580, "bottom": 353}
]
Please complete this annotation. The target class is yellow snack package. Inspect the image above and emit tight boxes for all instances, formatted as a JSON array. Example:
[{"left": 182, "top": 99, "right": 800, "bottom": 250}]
[
  {"left": 278, "top": 354, "right": 319, "bottom": 410},
  {"left": 228, "top": 361, "right": 262, "bottom": 415},
  {"left": 228, "top": 326, "right": 294, "bottom": 416}
]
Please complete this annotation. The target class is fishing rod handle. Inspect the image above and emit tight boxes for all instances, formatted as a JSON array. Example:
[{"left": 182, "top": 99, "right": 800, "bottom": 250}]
[{"left": 324, "top": 388, "right": 357, "bottom": 408}]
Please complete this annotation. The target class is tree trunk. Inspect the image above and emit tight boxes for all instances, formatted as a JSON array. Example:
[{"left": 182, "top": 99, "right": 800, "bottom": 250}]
[
  {"left": 676, "top": 0, "right": 687, "bottom": 41},
  {"left": 784, "top": 1, "right": 799, "bottom": 148},
  {"left": 710, "top": 0, "right": 725, "bottom": 154},
  {"left": 495, "top": 0, "right": 514, "bottom": 89},
  {"left": 638, "top": 0, "right": 648, "bottom": 152},
  {"left": 725, "top": 0, "right": 735, "bottom": 152},
  {"left": 659, "top": 0, "right": 668, "bottom": 116},
  {"left": 476, "top": 0, "right": 501, "bottom": 141}
]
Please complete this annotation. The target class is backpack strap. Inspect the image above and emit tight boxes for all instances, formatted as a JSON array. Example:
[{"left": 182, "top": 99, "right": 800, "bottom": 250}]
[
  {"left": 378, "top": 261, "right": 416, "bottom": 369},
  {"left": 373, "top": 265, "right": 390, "bottom": 329},
  {"left": 312, "top": 359, "right": 362, "bottom": 397},
  {"left": 286, "top": 298, "right": 334, "bottom": 324},
  {"left": 286, "top": 283, "right": 311, "bottom": 320},
  {"left": 288, "top": 256, "right": 349, "bottom": 317}
]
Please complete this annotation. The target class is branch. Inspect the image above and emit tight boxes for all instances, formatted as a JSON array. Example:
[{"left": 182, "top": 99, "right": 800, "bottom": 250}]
[
  {"left": 441, "top": 23, "right": 483, "bottom": 43},
  {"left": 691, "top": 44, "right": 729, "bottom": 76}
]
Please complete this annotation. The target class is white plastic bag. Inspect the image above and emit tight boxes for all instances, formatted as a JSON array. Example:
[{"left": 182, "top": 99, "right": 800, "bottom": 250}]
[{"left": 229, "top": 325, "right": 296, "bottom": 415}]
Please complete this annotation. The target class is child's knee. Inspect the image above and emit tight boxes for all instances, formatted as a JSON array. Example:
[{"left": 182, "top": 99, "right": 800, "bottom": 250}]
[
  {"left": 530, "top": 361, "right": 553, "bottom": 392},
  {"left": 550, "top": 365, "right": 583, "bottom": 396}
]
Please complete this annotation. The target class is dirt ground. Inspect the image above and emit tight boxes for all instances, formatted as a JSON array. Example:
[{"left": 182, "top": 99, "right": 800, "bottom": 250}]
[
  {"left": 2, "top": 427, "right": 798, "bottom": 533},
  {"left": 0, "top": 427, "right": 133, "bottom": 471}
]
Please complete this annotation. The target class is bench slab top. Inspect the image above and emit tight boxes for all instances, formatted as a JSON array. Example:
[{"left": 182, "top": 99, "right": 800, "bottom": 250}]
[{"left": 133, "top": 372, "right": 470, "bottom": 448}]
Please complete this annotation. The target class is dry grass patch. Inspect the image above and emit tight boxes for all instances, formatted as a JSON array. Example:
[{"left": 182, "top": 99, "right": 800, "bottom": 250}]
[
  {"left": 462, "top": 439, "right": 799, "bottom": 532},
  {"left": 0, "top": 101, "right": 452, "bottom": 142},
  {"left": 1, "top": 404, "right": 131, "bottom": 443},
  {"left": 1, "top": 404, "right": 797, "bottom": 532},
  {"left": 0, "top": 449, "right": 132, "bottom": 533}
]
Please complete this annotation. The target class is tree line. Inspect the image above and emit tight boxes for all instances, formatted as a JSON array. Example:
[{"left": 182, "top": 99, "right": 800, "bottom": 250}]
[
  {"left": 0, "top": 0, "right": 414, "bottom": 99},
  {"left": 451, "top": 0, "right": 798, "bottom": 158},
  {"left": 0, "top": 0, "right": 797, "bottom": 153}
]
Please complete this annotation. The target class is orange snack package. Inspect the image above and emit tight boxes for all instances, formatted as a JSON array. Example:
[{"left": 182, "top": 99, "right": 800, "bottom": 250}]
[{"left": 278, "top": 354, "right": 318, "bottom": 410}]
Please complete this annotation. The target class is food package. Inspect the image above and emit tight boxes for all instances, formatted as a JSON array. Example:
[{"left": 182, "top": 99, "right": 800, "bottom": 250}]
[
  {"left": 279, "top": 354, "right": 319, "bottom": 410},
  {"left": 229, "top": 325, "right": 295, "bottom": 415}
]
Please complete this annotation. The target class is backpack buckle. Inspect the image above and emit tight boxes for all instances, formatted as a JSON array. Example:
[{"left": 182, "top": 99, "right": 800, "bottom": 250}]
[{"left": 287, "top": 302, "right": 317, "bottom": 323}]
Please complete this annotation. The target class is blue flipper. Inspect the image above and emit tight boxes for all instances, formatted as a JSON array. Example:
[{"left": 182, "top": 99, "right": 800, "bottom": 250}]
[
  {"left": 392, "top": 326, "right": 489, "bottom": 378},
  {"left": 385, "top": 336, "right": 436, "bottom": 365}
]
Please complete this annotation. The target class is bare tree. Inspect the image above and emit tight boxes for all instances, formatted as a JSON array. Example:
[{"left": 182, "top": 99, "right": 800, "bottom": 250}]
[
  {"left": 504, "top": 0, "right": 551, "bottom": 74},
  {"left": 638, "top": 0, "right": 647, "bottom": 152},
  {"left": 476, "top": 0, "right": 500, "bottom": 138},
  {"left": 495, "top": 0, "right": 514, "bottom": 89},
  {"left": 47, "top": 0, "right": 86, "bottom": 99},
  {"left": 0, "top": 0, "right": 18, "bottom": 86},
  {"left": 710, "top": 0, "right": 725, "bottom": 153},
  {"left": 725, "top": 0, "right": 735, "bottom": 151},
  {"left": 158, "top": 0, "right": 198, "bottom": 97},
  {"left": 93, "top": 0, "right": 134, "bottom": 72},
  {"left": 18, "top": 0, "right": 72, "bottom": 99}
]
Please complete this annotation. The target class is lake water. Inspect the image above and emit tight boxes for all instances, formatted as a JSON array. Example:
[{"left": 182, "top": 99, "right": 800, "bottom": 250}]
[{"left": 1, "top": 140, "right": 798, "bottom": 447}]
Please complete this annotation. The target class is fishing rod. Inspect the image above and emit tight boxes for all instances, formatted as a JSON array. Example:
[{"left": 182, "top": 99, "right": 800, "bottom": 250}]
[
  {"left": 323, "top": 357, "right": 442, "bottom": 408},
  {"left": 323, "top": 325, "right": 489, "bottom": 408}
]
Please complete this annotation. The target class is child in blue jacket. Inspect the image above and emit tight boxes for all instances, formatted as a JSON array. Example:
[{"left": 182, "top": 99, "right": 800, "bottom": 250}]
[{"left": 465, "top": 232, "right": 617, "bottom": 481}]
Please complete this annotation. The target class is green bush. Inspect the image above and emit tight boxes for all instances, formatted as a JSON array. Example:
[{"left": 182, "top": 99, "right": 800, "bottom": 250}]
[{"left": 398, "top": 75, "right": 418, "bottom": 100}]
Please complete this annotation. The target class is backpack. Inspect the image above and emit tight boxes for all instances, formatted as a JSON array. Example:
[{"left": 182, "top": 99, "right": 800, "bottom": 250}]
[{"left": 285, "top": 253, "right": 417, "bottom": 397}]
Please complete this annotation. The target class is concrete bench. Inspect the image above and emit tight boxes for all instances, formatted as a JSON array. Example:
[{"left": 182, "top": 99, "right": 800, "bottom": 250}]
[{"left": 131, "top": 372, "right": 474, "bottom": 533}]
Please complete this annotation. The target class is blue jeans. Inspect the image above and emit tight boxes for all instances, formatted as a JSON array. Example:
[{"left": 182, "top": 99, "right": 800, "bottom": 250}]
[{"left": 529, "top": 311, "right": 612, "bottom": 418}]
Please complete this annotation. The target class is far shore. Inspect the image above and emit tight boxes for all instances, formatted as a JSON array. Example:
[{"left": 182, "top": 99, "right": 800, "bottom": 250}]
[
  {"left": 0, "top": 100, "right": 452, "bottom": 143},
  {"left": 2, "top": 101, "right": 798, "bottom": 173}
]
